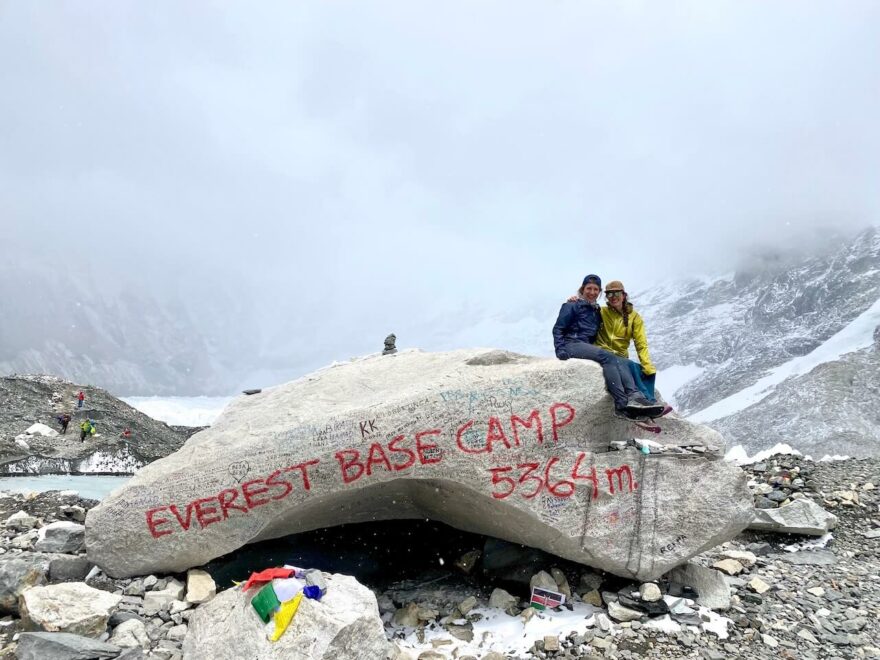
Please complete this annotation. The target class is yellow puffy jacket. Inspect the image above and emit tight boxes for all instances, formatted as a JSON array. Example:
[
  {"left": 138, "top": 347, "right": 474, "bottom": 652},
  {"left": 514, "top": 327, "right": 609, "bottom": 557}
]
[{"left": 595, "top": 304, "right": 657, "bottom": 376}]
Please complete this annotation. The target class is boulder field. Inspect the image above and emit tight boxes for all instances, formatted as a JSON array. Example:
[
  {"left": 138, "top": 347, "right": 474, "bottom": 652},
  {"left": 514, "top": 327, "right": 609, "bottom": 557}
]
[{"left": 86, "top": 349, "right": 753, "bottom": 580}]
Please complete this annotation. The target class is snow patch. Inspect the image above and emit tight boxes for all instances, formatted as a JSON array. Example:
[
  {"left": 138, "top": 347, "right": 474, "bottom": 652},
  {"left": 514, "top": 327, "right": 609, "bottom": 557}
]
[
  {"left": 724, "top": 443, "right": 802, "bottom": 465},
  {"left": 725, "top": 443, "right": 852, "bottom": 465},
  {"left": 690, "top": 293, "right": 880, "bottom": 422},
  {"left": 783, "top": 532, "right": 833, "bottom": 553},
  {"left": 656, "top": 363, "right": 705, "bottom": 408},
  {"left": 77, "top": 449, "right": 143, "bottom": 474},
  {"left": 393, "top": 602, "right": 602, "bottom": 657},
  {"left": 24, "top": 423, "right": 58, "bottom": 437}
]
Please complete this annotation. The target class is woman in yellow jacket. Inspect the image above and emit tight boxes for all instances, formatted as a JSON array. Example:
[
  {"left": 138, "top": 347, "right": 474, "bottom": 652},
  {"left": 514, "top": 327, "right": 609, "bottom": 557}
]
[
  {"left": 595, "top": 280, "right": 655, "bottom": 375},
  {"left": 595, "top": 280, "right": 669, "bottom": 411}
]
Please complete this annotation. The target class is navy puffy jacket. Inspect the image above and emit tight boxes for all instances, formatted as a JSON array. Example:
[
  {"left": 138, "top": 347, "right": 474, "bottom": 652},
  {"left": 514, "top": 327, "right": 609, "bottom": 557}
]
[{"left": 552, "top": 300, "right": 602, "bottom": 357}]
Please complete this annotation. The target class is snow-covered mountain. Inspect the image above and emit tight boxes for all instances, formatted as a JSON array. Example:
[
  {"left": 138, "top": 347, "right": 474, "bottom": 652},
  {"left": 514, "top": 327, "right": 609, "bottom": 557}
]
[
  {"left": 426, "top": 226, "right": 880, "bottom": 458},
  {"left": 0, "top": 262, "right": 261, "bottom": 396},
  {"left": 5, "top": 226, "right": 879, "bottom": 458},
  {"left": 637, "top": 226, "right": 880, "bottom": 457}
]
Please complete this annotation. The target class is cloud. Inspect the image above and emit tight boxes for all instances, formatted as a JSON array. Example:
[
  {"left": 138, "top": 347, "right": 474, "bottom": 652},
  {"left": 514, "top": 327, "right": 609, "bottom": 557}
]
[{"left": 1, "top": 1, "right": 878, "bottom": 374}]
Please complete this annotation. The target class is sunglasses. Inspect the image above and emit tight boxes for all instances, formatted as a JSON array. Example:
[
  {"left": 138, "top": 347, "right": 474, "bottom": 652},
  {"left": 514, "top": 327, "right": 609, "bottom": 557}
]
[{"left": 605, "top": 291, "right": 624, "bottom": 298}]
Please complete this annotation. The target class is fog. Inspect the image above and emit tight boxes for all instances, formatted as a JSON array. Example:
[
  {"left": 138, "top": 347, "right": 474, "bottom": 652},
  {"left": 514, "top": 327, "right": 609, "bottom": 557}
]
[{"left": 2, "top": 1, "right": 879, "bottom": 386}]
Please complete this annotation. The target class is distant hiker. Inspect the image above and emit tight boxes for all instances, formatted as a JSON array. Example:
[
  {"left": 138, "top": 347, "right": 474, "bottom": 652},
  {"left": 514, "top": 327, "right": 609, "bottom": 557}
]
[
  {"left": 120, "top": 428, "right": 132, "bottom": 440},
  {"left": 554, "top": 274, "right": 663, "bottom": 419},
  {"left": 79, "top": 419, "right": 95, "bottom": 442},
  {"left": 57, "top": 413, "right": 71, "bottom": 435},
  {"left": 77, "top": 391, "right": 85, "bottom": 409},
  {"left": 595, "top": 281, "right": 670, "bottom": 412}
]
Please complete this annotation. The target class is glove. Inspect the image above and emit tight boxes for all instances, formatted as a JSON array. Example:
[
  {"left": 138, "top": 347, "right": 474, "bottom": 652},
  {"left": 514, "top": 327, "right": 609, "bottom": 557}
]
[{"left": 556, "top": 349, "right": 570, "bottom": 360}]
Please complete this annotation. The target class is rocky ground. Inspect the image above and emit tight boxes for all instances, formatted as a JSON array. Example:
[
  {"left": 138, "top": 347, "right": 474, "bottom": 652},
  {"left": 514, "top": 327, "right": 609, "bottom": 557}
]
[
  {"left": 0, "top": 375, "right": 192, "bottom": 475},
  {"left": 0, "top": 454, "right": 876, "bottom": 659},
  {"left": 375, "top": 454, "right": 879, "bottom": 660}
]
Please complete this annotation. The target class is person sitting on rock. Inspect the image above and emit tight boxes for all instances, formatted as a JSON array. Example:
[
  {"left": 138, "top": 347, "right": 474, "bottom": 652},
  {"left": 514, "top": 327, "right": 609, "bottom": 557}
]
[
  {"left": 596, "top": 281, "right": 672, "bottom": 415},
  {"left": 553, "top": 274, "right": 663, "bottom": 419}
]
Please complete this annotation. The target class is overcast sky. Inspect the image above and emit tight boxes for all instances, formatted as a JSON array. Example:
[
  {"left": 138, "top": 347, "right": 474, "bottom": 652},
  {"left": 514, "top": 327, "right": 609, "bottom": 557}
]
[{"left": 2, "top": 1, "right": 879, "bottom": 364}]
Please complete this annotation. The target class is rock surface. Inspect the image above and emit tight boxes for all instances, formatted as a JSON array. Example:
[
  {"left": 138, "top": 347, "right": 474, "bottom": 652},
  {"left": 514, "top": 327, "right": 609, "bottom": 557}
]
[
  {"left": 19, "top": 582, "right": 121, "bottom": 637},
  {"left": 0, "top": 375, "right": 193, "bottom": 474},
  {"left": 0, "top": 552, "right": 51, "bottom": 613},
  {"left": 87, "top": 349, "right": 752, "bottom": 581},
  {"left": 182, "top": 573, "right": 389, "bottom": 660},
  {"left": 749, "top": 497, "right": 838, "bottom": 536},
  {"left": 34, "top": 521, "right": 85, "bottom": 554},
  {"left": 14, "top": 631, "right": 121, "bottom": 660}
]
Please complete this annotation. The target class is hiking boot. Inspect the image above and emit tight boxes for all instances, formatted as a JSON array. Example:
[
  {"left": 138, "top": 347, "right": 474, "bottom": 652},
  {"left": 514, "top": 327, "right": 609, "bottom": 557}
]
[
  {"left": 624, "top": 396, "right": 665, "bottom": 418},
  {"left": 614, "top": 408, "right": 647, "bottom": 422}
]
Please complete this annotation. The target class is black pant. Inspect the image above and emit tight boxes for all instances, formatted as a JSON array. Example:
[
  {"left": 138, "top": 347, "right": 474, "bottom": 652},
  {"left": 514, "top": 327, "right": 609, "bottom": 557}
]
[{"left": 563, "top": 341, "right": 640, "bottom": 410}]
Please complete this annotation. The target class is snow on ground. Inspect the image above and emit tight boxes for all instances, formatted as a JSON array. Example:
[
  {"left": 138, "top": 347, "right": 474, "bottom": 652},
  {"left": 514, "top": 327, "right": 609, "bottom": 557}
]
[
  {"left": 725, "top": 442, "right": 850, "bottom": 465},
  {"left": 656, "top": 363, "right": 704, "bottom": 408},
  {"left": 393, "top": 601, "right": 730, "bottom": 657},
  {"left": 123, "top": 396, "right": 233, "bottom": 426},
  {"left": 690, "top": 293, "right": 880, "bottom": 423}
]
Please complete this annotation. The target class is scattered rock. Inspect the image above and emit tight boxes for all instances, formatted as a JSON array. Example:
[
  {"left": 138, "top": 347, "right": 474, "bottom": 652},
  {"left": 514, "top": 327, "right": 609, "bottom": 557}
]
[
  {"left": 639, "top": 583, "right": 662, "bottom": 602},
  {"left": 712, "top": 559, "right": 745, "bottom": 575},
  {"left": 108, "top": 618, "right": 150, "bottom": 649},
  {"left": 530, "top": 570, "right": 557, "bottom": 592},
  {"left": 4, "top": 510, "right": 38, "bottom": 531},
  {"left": 607, "top": 600, "right": 642, "bottom": 622},
  {"left": 392, "top": 603, "right": 420, "bottom": 628},
  {"left": 34, "top": 521, "right": 85, "bottom": 554},
  {"left": 185, "top": 569, "right": 216, "bottom": 604},
  {"left": 720, "top": 550, "right": 757, "bottom": 567},
  {"left": 15, "top": 631, "right": 120, "bottom": 660},
  {"left": 749, "top": 498, "right": 838, "bottom": 536},
  {"left": 747, "top": 577, "right": 771, "bottom": 594},
  {"left": 19, "top": 582, "right": 121, "bottom": 637},
  {"left": 668, "top": 562, "right": 731, "bottom": 610},
  {"left": 0, "top": 552, "right": 50, "bottom": 613},
  {"left": 457, "top": 596, "right": 476, "bottom": 615},
  {"left": 454, "top": 550, "right": 481, "bottom": 574},
  {"left": 550, "top": 567, "right": 571, "bottom": 598},
  {"left": 143, "top": 578, "right": 185, "bottom": 616},
  {"left": 48, "top": 555, "right": 91, "bottom": 582},
  {"left": 488, "top": 588, "right": 517, "bottom": 611}
]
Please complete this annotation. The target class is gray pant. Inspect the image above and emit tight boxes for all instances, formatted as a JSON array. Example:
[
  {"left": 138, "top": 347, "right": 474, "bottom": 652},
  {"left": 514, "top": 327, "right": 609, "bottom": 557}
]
[{"left": 564, "top": 342, "right": 639, "bottom": 411}]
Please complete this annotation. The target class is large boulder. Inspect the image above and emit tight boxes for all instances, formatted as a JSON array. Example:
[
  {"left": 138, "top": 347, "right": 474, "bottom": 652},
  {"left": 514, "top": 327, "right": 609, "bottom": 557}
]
[
  {"left": 181, "top": 573, "right": 389, "bottom": 660},
  {"left": 86, "top": 349, "right": 753, "bottom": 581},
  {"left": 19, "top": 582, "right": 121, "bottom": 637}
]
